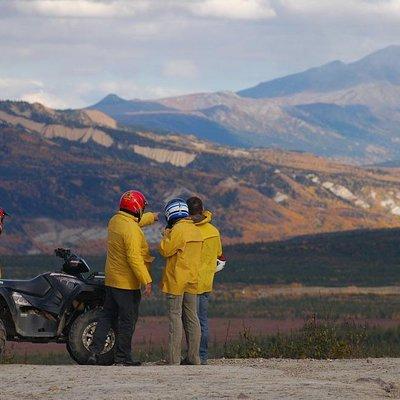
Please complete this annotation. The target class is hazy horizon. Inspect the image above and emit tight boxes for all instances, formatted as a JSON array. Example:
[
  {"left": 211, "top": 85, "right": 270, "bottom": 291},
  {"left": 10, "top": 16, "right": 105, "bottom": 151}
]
[{"left": 1, "top": 0, "right": 400, "bottom": 108}]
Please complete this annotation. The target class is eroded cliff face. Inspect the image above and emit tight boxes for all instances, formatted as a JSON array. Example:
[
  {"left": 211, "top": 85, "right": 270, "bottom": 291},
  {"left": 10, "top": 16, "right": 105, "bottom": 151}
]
[
  {"left": 81, "top": 109, "right": 117, "bottom": 129},
  {"left": 132, "top": 145, "right": 196, "bottom": 167},
  {"left": 42, "top": 125, "right": 113, "bottom": 147},
  {"left": 0, "top": 103, "right": 115, "bottom": 148}
]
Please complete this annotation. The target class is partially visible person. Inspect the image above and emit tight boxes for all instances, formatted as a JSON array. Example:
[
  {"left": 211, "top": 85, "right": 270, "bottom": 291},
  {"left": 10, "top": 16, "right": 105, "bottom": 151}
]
[
  {"left": 159, "top": 198, "right": 203, "bottom": 365},
  {"left": 0, "top": 208, "right": 8, "bottom": 237},
  {"left": 0, "top": 208, "right": 9, "bottom": 279},
  {"left": 186, "top": 196, "right": 224, "bottom": 365},
  {"left": 89, "top": 190, "right": 154, "bottom": 366}
]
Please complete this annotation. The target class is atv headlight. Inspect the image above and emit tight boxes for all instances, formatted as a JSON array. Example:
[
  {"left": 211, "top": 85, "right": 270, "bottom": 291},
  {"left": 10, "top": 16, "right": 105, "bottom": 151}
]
[{"left": 12, "top": 292, "right": 31, "bottom": 306}]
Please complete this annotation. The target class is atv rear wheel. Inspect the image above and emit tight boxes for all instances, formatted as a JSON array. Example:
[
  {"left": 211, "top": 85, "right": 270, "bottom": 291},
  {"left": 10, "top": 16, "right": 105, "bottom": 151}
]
[
  {"left": 67, "top": 309, "right": 115, "bottom": 365},
  {"left": 0, "top": 318, "right": 6, "bottom": 363}
]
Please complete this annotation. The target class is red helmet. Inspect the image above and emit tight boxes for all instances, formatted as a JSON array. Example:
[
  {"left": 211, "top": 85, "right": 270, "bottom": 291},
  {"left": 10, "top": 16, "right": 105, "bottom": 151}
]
[{"left": 119, "top": 190, "right": 147, "bottom": 217}]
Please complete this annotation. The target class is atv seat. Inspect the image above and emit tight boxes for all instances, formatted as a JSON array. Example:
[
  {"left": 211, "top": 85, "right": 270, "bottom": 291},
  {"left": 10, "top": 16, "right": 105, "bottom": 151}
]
[{"left": 3, "top": 275, "right": 51, "bottom": 298}]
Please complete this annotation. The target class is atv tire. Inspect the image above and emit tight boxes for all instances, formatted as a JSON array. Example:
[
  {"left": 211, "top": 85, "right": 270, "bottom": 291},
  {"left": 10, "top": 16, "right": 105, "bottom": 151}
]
[
  {"left": 67, "top": 309, "right": 115, "bottom": 365},
  {"left": 0, "top": 318, "right": 6, "bottom": 363}
]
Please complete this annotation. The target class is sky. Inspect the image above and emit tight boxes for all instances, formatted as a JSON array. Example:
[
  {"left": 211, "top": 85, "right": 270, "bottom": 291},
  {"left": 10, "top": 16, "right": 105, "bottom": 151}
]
[{"left": 1, "top": 0, "right": 400, "bottom": 108}]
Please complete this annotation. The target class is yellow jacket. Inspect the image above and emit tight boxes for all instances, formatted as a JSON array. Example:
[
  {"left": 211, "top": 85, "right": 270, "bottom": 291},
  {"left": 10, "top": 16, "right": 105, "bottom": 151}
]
[
  {"left": 139, "top": 212, "right": 156, "bottom": 228},
  {"left": 105, "top": 211, "right": 154, "bottom": 290},
  {"left": 159, "top": 219, "right": 203, "bottom": 295},
  {"left": 194, "top": 211, "right": 222, "bottom": 294}
]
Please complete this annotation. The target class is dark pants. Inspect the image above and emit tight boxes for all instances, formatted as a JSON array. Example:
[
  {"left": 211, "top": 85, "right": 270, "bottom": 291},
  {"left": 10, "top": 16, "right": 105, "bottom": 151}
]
[
  {"left": 90, "top": 286, "right": 141, "bottom": 363},
  {"left": 197, "top": 292, "right": 210, "bottom": 363}
]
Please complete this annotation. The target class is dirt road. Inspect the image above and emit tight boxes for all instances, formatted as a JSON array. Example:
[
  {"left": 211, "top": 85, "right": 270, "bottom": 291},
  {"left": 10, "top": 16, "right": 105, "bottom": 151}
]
[{"left": 1, "top": 358, "right": 399, "bottom": 399}]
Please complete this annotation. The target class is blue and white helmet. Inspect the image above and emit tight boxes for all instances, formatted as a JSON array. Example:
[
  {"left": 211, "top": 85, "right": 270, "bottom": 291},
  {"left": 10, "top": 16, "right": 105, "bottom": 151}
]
[{"left": 164, "top": 198, "right": 189, "bottom": 224}]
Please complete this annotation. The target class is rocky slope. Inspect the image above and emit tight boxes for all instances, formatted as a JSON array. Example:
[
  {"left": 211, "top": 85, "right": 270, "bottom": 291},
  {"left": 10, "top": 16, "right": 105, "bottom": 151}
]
[
  {"left": 91, "top": 46, "right": 400, "bottom": 164},
  {"left": 1, "top": 100, "right": 400, "bottom": 254}
]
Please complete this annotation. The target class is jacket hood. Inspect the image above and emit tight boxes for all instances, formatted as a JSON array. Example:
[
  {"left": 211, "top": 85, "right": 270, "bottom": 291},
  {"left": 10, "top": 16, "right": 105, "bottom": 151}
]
[
  {"left": 174, "top": 217, "right": 193, "bottom": 226},
  {"left": 192, "top": 210, "right": 212, "bottom": 226},
  {"left": 117, "top": 210, "right": 139, "bottom": 223}
]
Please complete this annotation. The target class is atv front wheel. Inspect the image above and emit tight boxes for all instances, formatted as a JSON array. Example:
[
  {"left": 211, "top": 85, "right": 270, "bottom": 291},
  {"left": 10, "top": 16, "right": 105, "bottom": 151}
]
[
  {"left": 0, "top": 318, "right": 6, "bottom": 363},
  {"left": 67, "top": 309, "right": 115, "bottom": 365}
]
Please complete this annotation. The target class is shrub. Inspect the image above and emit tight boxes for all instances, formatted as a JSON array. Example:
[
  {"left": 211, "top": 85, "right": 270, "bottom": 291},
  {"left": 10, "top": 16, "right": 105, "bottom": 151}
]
[{"left": 222, "top": 320, "right": 400, "bottom": 359}]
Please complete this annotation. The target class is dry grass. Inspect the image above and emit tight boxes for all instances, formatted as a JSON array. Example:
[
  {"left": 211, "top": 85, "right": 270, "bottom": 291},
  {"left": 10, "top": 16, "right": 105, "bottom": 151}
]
[{"left": 215, "top": 284, "right": 400, "bottom": 300}]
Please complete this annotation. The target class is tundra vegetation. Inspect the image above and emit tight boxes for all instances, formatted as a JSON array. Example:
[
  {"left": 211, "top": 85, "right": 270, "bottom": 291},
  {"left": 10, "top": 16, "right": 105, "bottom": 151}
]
[
  {"left": 2, "top": 228, "right": 400, "bottom": 363},
  {"left": 3, "top": 321, "right": 400, "bottom": 364}
]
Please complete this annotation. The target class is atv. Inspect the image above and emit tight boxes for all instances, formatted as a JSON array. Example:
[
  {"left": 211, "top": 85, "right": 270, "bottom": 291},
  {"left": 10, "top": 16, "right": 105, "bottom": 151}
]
[{"left": 0, "top": 248, "right": 115, "bottom": 365}]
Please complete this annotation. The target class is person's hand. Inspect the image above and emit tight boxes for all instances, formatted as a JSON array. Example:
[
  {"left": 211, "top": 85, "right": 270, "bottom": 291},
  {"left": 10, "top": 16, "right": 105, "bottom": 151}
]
[
  {"left": 143, "top": 283, "right": 152, "bottom": 297},
  {"left": 153, "top": 212, "right": 159, "bottom": 221}
]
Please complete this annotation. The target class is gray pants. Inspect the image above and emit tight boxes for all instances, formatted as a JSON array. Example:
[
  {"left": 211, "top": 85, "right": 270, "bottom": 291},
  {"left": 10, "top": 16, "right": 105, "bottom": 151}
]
[{"left": 166, "top": 292, "right": 201, "bottom": 365}]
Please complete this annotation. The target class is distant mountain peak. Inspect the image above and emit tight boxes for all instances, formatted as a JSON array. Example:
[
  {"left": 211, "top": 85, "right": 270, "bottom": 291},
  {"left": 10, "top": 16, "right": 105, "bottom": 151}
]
[
  {"left": 94, "top": 94, "right": 126, "bottom": 106},
  {"left": 323, "top": 60, "right": 345, "bottom": 68},
  {"left": 237, "top": 45, "right": 400, "bottom": 99},
  {"left": 362, "top": 44, "right": 400, "bottom": 58},
  {"left": 353, "top": 44, "right": 400, "bottom": 67},
  {"left": 89, "top": 94, "right": 178, "bottom": 116}
]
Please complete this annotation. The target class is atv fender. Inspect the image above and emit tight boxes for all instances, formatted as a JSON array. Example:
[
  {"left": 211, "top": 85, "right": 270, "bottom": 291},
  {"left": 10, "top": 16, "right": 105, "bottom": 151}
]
[
  {"left": 57, "top": 283, "right": 105, "bottom": 335},
  {"left": 0, "top": 287, "right": 17, "bottom": 336},
  {"left": 0, "top": 287, "right": 18, "bottom": 318}
]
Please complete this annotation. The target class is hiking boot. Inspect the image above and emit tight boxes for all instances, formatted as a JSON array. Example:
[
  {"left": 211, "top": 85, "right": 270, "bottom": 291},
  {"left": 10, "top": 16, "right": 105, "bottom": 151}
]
[
  {"left": 180, "top": 358, "right": 199, "bottom": 365},
  {"left": 114, "top": 360, "right": 142, "bottom": 367},
  {"left": 155, "top": 359, "right": 168, "bottom": 366}
]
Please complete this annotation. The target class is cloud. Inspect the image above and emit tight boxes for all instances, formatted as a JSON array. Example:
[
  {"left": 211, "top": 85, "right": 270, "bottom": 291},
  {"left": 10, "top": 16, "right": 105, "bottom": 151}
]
[
  {"left": 280, "top": 0, "right": 400, "bottom": 20},
  {"left": 6, "top": 0, "right": 400, "bottom": 22},
  {"left": 72, "top": 80, "right": 183, "bottom": 105},
  {"left": 162, "top": 60, "right": 199, "bottom": 79},
  {"left": 21, "top": 91, "right": 69, "bottom": 109},
  {"left": 12, "top": 0, "right": 150, "bottom": 19},
  {"left": 9, "top": 80, "right": 180, "bottom": 108},
  {"left": 95, "top": 80, "right": 183, "bottom": 100},
  {"left": 0, "top": 77, "right": 69, "bottom": 108},
  {"left": 0, "top": 78, "right": 43, "bottom": 99},
  {"left": 187, "top": 0, "right": 276, "bottom": 20},
  {"left": 9, "top": 0, "right": 277, "bottom": 21}
]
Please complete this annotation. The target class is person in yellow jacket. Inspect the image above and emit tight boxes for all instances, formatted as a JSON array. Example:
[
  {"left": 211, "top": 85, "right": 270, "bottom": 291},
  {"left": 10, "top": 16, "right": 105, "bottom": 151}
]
[
  {"left": 89, "top": 190, "right": 156, "bottom": 366},
  {"left": 159, "top": 198, "right": 203, "bottom": 365},
  {"left": 187, "top": 196, "right": 224, "bottom": 365}
]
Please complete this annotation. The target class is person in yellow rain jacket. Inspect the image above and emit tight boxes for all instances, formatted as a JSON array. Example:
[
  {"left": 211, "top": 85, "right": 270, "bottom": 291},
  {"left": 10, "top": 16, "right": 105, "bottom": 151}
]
[
  {"left": 89, "top": 190, "right": 156, "bottom": 366},
  {"left": 187, "top": 196, "right": 224, "bottom": 365},
  {"left": 104, "top": 210, "right": 157, "bottom": 289},
  {"left": 159, "top": 198, "right": 203, "bottom": 365}
]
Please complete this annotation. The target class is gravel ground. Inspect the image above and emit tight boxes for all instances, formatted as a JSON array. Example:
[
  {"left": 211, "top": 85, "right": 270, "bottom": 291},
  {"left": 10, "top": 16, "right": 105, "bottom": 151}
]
[{"left": 0, "top": 358, "right": 399, "bottom": 400}]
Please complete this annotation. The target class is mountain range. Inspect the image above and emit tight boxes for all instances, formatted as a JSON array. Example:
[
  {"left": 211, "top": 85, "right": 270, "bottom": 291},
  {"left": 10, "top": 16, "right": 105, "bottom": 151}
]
[
  {"left": 91, "top": 45, "right": 400, "bottom": 165},
  {"left": 1, "top": 100, "right": 400, "bottom": 254}
]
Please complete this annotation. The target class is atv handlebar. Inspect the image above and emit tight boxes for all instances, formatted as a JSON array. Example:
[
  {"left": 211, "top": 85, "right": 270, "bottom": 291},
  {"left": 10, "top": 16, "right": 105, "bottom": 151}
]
[
  {"left": 55, "top": 248, "right": 72, "bottom": 260},
  {"left": 54, "top": 248, "right": 91, "bottom": 275}
]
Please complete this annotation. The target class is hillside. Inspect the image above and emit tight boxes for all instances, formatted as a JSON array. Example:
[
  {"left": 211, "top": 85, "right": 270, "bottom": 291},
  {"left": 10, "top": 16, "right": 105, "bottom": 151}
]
[
  {"left": 91, "top": 46, "right": 400, "bottom": 164},
  {"left": 1, "top": 100, "right": 400, "bottom": 254},
  {"left": 90, "top": 93, "right": 246, "bottom": 148},
  {"left": 224, "top": 227, "right": 400, "bottom": 286},
  {"left": 4, "top": 227, "right": 400, "bottom": 287}
]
